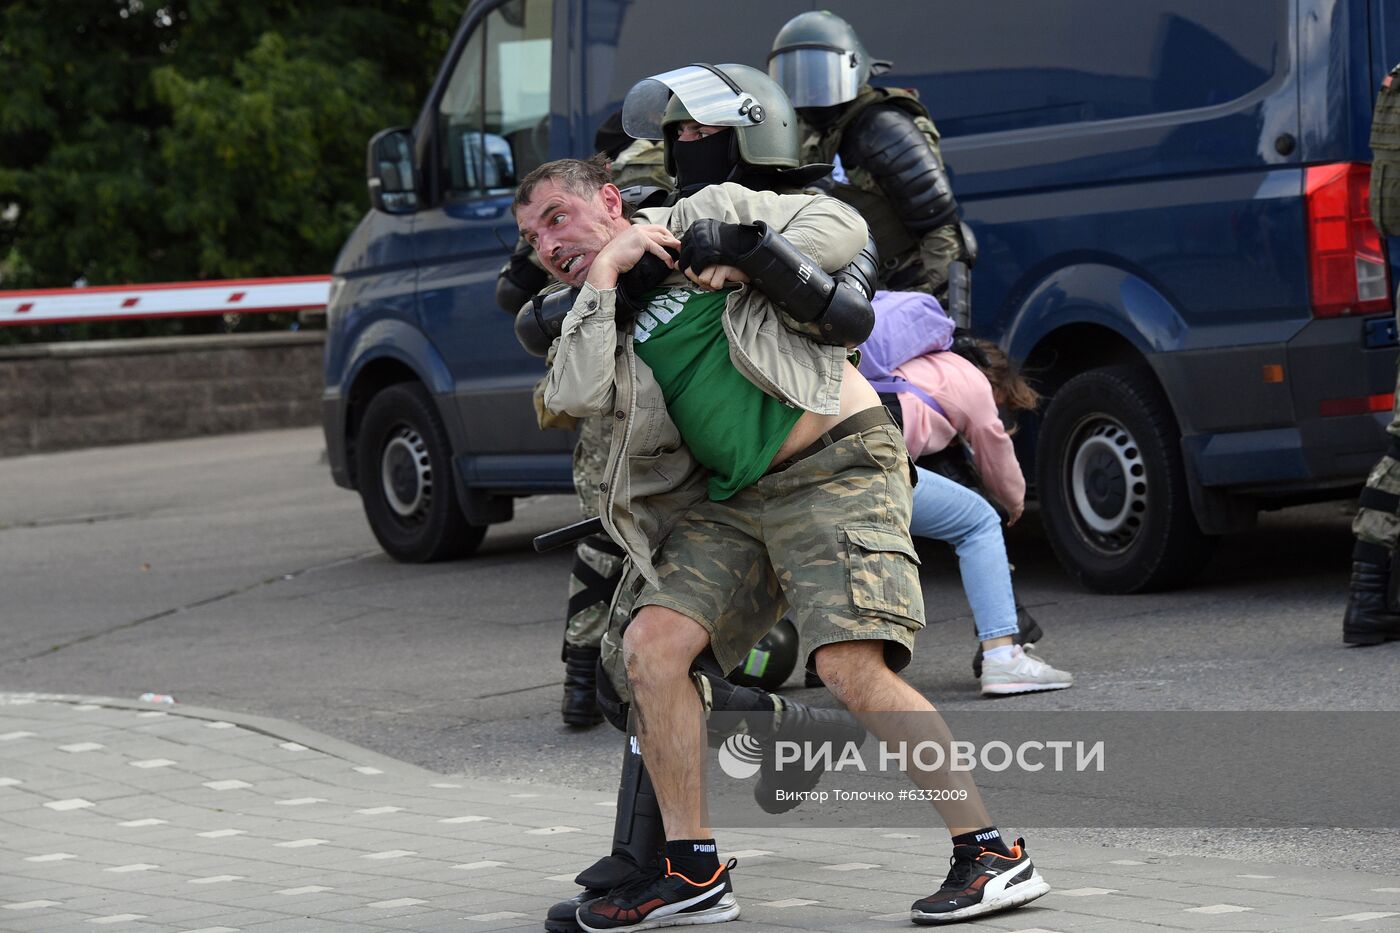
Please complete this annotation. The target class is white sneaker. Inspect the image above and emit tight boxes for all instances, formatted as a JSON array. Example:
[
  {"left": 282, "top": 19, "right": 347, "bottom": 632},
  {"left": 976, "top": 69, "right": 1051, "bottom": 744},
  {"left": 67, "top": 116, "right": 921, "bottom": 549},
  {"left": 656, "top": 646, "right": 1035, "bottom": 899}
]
[{"left": 980, "top": 645, "right": 1073, "bottom": 696}]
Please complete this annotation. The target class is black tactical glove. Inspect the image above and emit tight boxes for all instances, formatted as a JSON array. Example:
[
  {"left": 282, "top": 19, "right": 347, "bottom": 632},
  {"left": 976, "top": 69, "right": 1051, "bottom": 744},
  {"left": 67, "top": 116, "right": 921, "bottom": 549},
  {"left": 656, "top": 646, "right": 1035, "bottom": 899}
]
[
  {"left": 615, "top": 247, "right": 680, "bottom": 326},
  {"left": 495, "top": 236, "right": 550, "bottom": 314},
  {"left": 677, "top": 219, "right": 763, "bottom": 275}
]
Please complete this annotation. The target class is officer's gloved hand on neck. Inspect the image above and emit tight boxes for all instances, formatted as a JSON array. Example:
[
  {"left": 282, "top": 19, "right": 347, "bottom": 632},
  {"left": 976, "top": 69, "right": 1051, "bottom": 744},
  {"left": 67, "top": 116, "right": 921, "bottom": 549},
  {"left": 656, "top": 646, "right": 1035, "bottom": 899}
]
[{"left": 677, "top": 219, "right": 763, "bottom": 275}]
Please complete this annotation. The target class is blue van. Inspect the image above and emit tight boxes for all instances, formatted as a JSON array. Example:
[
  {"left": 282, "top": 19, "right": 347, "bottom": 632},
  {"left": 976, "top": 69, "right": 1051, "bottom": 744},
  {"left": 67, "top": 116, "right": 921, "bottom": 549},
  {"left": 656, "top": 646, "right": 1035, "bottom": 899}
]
[{"left": 323, "top": 0, "right": 1400, "bottom": 592}]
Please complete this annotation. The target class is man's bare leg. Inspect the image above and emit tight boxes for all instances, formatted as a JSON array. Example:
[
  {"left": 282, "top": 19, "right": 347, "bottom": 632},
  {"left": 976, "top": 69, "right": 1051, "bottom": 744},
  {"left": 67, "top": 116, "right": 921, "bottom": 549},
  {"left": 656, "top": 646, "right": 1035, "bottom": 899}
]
[
  {"left": 814, "top": 640, "right": 991, "bottom": 834},
  {"left": 621, "top": 606, "right": 711, "bottom": 841}
]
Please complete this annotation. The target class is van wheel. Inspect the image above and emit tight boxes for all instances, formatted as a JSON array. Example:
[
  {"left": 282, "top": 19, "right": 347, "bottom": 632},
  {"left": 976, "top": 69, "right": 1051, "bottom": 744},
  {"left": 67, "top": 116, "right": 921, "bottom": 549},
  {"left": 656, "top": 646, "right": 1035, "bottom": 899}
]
[
  {"left": 355, "top": 384, "right": 485, "bottom": 562},
  {"left": 1036, "top": 365, "right": 1215, "bottom": 593}
]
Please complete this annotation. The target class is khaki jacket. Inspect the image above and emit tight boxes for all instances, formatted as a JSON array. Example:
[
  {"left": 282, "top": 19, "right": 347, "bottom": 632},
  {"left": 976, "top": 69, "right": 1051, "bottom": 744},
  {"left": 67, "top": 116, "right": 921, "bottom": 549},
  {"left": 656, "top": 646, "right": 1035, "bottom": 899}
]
[{"left": 542, "top": 183, "right": 868, "bottom": 584}]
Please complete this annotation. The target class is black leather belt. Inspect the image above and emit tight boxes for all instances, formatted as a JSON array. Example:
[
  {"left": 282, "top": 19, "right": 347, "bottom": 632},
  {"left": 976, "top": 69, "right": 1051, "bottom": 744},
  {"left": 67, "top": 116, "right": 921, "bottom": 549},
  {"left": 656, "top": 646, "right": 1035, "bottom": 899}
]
[{"left": 766, "top": 406, "right": 894, "bottom": 475}]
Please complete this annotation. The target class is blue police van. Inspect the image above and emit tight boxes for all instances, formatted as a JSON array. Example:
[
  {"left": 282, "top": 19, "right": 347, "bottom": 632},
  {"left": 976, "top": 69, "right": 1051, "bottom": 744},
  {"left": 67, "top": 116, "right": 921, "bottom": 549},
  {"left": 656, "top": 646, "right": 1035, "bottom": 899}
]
[{"left": 323, "top": 0, "right": 1400, "bottom": 592}]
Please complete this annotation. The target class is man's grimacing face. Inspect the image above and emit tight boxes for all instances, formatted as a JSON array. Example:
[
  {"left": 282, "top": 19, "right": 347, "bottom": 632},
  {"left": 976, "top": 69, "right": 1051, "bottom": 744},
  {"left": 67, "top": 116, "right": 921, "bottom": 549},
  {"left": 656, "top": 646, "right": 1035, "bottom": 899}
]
[{"left": 516, "top": 179, "right": 625, "bottom": 287}]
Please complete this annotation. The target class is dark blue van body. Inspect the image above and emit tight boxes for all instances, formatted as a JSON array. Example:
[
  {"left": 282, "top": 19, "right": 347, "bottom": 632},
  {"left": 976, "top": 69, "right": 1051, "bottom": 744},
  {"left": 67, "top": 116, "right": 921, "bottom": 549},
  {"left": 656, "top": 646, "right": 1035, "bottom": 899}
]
[{"left": 324, "top": 0, "right": 1400, "bottom": 590}]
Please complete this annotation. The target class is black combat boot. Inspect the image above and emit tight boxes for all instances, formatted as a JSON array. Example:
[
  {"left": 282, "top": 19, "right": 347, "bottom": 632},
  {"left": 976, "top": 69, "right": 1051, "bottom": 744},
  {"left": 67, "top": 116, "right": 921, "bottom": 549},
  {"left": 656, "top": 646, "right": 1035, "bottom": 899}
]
[
  {"left": 754, "top": 697, "right": 867, "bottom": 814},
  {"left": 972, "top": 602, "right": 1045, "bottom": 677},
  {"left": 1343, "top": 542, "right": 1400, "bottom": 645},
  {"left": 562, "top": 645, "right": 605, "bottom": 728},
  {"left": 544, "top": 728, "right": 662, "bottom": 932}
]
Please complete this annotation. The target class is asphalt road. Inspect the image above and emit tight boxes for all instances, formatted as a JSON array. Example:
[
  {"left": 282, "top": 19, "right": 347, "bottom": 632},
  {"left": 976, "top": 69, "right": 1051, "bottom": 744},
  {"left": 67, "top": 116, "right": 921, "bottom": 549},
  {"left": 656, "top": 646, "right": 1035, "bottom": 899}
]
[{"left": 2, "top": 427, "right": 1396, "bottom": 871}]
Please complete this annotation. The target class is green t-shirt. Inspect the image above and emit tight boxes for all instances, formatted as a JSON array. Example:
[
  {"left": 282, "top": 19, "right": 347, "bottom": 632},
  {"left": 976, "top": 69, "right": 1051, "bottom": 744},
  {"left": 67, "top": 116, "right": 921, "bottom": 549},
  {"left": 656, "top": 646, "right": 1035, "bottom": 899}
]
[{"left": 631, "top": 285, "right": 802, "bottom": 500}]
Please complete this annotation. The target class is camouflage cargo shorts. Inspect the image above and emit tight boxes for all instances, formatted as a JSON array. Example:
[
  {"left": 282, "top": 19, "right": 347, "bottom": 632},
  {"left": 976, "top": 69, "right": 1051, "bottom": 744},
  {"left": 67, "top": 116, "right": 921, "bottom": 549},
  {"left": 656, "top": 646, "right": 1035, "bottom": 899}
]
[{"left": 634, "top": 419, "right": 925, "bottom": 677}]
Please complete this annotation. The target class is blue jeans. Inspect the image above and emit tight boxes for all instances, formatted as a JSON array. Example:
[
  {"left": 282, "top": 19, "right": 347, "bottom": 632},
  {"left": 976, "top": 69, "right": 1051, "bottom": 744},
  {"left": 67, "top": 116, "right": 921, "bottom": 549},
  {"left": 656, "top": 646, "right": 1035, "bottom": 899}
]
[{"left": 908, "top": 465, "right": 1018, "bottom": 642}]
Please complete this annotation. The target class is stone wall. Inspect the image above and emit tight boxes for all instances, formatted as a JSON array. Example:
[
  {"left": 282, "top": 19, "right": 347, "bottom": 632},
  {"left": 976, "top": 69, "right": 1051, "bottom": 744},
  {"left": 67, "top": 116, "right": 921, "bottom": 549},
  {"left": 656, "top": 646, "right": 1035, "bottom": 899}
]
[{"left": 0, "top": 332, "right": 325, "bottom": 457}]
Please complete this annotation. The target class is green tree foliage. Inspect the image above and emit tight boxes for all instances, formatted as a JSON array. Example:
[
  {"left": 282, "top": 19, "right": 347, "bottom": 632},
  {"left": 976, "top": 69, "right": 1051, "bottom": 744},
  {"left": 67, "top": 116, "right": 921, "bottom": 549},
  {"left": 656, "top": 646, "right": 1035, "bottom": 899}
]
[{"left": 0, "top": 0, "right": 461, "bottom": 301}]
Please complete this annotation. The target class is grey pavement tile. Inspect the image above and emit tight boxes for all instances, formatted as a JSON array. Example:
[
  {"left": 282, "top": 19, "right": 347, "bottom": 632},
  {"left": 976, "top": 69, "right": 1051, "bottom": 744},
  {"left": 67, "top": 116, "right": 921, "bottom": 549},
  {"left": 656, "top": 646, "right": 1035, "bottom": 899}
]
[
  {"left": 391, "top": 905, "right": 539, "bottom": 929},
  {"left": 123, "top": 901, "right": 248, "bottom": 926},
  {"left": 232, "top": 891, "right": 346, "bottom": 912},
  {"left": 307, "top": 904, "right": 441, "bottom": 924},
  {"left": 237, "top": 920, "right": 367, "bottom": 933},
  {"left": 3, "top": 914, "right": 113, "bottom": 933},
  {"left": 417, "top": 889, "right": 551, "bottom": 912}
]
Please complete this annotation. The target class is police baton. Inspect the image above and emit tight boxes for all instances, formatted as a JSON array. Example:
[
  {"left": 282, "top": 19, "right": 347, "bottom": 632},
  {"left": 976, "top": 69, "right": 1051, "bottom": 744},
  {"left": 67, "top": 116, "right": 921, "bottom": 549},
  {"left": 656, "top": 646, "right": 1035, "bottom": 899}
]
[
  {"left": 945, "top": 259, "right": 972, "bottom": 330},
  {"left": 533, "top": 516, "right": 604, "bottom": 553}
]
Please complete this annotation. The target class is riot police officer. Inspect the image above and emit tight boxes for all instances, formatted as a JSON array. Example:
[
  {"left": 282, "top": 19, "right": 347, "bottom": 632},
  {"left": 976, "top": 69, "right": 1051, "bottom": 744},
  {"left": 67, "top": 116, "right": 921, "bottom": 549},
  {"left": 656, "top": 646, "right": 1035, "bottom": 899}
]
[
  {"left": 1344, "top": 62, "right": 1400, "bottom": 646},
  {"left": 769, "top": 11, "right": 1048, "bottom": 677},
  {"left": 768, "top": 10, "right": 965, "bottom": 298}
]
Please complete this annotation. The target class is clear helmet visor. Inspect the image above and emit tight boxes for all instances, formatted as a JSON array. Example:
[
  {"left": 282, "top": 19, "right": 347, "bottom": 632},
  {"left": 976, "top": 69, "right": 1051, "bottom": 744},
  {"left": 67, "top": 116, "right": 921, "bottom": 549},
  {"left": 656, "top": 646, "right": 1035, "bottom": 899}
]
[
  {"left": 622, "top": 65, "right": 768, "bottom": 139},
  {"left": 767, "top": 46, "right": 862, "bottom": 108}
]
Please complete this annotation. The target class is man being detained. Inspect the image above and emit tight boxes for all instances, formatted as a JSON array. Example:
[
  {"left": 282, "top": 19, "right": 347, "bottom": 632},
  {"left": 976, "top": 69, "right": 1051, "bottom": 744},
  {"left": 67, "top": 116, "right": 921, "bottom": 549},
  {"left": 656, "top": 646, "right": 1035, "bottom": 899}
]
[{"left": 515, "top": 158, "right": 1049, "bottom": 930}]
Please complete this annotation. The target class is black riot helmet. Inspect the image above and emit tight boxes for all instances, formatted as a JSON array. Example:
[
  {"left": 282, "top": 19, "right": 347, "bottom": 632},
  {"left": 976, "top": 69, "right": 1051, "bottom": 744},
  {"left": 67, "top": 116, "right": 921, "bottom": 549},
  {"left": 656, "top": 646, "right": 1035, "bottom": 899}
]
[
  {"left": 622, "top": 63, "right": 830, "bottom": 195},
  {"left": 768, "top": 11, "right": 892, "bottom": 110}
]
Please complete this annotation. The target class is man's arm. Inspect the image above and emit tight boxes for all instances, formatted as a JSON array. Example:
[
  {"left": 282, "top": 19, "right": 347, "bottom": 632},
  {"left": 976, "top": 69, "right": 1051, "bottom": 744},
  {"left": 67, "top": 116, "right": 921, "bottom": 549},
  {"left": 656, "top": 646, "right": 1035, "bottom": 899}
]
[
  {"left": 541, "top": 284, "right": 622, "bottom": 418},
  {"left": 647, "top": 184, "right": 868, "bottom": 274}
]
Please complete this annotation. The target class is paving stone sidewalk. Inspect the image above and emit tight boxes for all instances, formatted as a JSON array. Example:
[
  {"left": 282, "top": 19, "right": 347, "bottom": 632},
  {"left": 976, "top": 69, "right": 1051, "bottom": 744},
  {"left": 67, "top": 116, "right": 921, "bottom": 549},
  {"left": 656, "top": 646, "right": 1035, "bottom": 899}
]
[{"left": 2, "top": 692, "right": 1397, "bottom": 933}]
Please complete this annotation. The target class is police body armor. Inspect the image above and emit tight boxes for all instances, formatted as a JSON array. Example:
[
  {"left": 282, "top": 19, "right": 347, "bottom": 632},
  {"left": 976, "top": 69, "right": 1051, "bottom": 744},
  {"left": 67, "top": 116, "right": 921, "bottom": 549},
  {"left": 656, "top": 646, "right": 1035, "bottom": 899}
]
[
  {"left": 803, "top": 86, "right": 957, "bottom": 292},
  {"left": 1371, "top": 63, "right": 1400, "bottom": 237}
]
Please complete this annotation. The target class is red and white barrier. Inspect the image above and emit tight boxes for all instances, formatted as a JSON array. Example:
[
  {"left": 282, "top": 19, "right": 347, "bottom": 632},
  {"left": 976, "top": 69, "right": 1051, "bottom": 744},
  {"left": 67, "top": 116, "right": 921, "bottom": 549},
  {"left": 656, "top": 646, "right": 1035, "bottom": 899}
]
[{"left": 0, "top": 275, "right": 332, "bottom": 326}]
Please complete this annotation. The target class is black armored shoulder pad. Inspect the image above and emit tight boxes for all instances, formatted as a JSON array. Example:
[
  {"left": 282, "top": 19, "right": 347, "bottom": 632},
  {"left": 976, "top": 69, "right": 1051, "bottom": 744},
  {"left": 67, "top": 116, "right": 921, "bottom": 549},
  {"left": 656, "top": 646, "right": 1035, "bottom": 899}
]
[
  {"left": 839, "top": 104, "right": 959, "bottom": 235},
  {"left": 618, "top": 184, "right": 672, "bottom": 210}
]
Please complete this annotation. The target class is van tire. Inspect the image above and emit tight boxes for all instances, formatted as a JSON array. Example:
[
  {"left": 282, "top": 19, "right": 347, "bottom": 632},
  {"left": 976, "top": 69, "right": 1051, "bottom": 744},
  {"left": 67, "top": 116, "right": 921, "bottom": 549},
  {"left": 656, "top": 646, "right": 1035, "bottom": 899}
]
[
  {"left": 355, "top": 383, "right": 485, "bottom": 562},
  {"left": 1036, "top": 365, "right": 1215, "bottom": 593}
]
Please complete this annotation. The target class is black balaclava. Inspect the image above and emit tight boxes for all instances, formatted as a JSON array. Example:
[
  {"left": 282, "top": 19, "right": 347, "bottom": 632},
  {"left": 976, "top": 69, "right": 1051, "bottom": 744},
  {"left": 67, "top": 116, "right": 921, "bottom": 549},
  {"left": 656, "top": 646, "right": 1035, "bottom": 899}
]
[
  {"left": 798, "top": 104, "right": 847, "bottom": 129},
  {"left": 672, "top": 128, "right": 739, "bottom": 198}
]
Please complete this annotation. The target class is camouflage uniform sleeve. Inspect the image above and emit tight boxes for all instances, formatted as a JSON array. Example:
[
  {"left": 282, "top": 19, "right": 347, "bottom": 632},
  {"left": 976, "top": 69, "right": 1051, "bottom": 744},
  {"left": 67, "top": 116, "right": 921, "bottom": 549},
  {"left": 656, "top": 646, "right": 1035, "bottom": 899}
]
[
  {"left": 915, "top": 224, "right": 964, "bottom": 297},
  {"left": 610, "top": 139, "right": 673, "bottom": 190}
]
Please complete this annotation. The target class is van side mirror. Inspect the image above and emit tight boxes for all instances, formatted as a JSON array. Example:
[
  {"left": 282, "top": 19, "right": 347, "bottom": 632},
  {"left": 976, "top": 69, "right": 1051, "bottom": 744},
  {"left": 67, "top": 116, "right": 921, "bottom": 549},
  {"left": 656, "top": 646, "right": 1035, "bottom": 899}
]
[{"left": 366, "top": 127, "right": 419, "bottom": 214}]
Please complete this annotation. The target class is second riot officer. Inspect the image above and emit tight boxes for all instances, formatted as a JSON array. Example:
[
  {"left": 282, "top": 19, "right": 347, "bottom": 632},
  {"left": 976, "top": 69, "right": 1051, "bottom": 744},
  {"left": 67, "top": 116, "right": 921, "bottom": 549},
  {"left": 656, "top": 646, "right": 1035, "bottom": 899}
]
[{"left": 768, "top": 10, "right": 966, "bottom": 298}]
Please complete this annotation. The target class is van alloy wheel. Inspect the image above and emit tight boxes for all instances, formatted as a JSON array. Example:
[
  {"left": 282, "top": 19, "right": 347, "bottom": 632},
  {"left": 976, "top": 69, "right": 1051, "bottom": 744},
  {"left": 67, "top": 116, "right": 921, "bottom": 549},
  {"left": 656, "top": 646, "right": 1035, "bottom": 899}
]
[
  {"left": 380, "top": 426, "right": 432, "bottom": 522},
  {"left": 1066, "top": 415, "right": 1147, "bottom": 555},
  {"left": 355, "top": 383, "right": 485, "bottom": 563},
  {"left": 1035, "top": 365, "right": 1215, "bottom": 593}
]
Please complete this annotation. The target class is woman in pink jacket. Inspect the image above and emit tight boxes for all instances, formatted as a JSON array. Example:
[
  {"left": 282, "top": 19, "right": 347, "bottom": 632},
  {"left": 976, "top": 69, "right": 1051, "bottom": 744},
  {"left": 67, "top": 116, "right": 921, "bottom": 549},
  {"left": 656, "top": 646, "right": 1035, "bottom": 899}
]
[
  {"left": 861, "top": 290, "right": 1073, "bottom": 694},
  {"left": 894, "top": 344, "right": 1073, "bottom": 694}
]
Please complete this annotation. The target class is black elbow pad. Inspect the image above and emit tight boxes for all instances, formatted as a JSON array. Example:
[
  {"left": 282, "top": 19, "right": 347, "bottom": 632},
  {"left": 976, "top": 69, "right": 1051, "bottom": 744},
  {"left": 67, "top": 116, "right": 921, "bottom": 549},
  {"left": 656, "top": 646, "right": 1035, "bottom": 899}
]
[
  {"left": 495, "top": 271, "right": 537, "bottom": 317},
  {"left": 834, "top": 234, "right": 880, "bottom": 300},
  {"left": 495, "top": 237, "right": 550, "bottom": 314},
  {"left": 820, "top": 280, "right": 875, "bottom": 345},
  {"left": 735, "top": 222, "right": 875, "bottom": 345},
  {"left": 734, "top": 221, "right": 837, "bottom": 322},
  {"left": 514, "top": 287, "right": 579, "bottom": 357}
]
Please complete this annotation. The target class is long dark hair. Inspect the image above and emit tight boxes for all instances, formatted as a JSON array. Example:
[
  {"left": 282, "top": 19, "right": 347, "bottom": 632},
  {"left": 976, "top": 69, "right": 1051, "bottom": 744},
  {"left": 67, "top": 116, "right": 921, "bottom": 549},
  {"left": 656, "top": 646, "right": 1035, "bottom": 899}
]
[{"left": 976, "top": 341, "right": 1039, "bottom": 421}]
